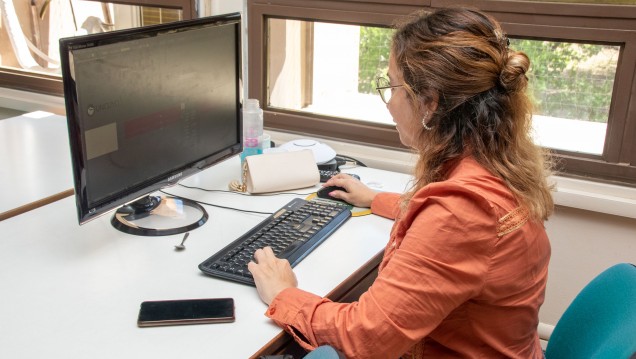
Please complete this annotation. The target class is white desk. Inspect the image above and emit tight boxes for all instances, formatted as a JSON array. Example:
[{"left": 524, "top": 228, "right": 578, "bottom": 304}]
[
  {"left": 0, "top": 112, "right": 73, "bottom": 220},
  {"left": 0, "top": 156, "right": 412, "bottom": 358}
]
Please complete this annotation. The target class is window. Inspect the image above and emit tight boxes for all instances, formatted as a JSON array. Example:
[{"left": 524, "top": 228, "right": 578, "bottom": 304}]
[
  {"left": 510, "top": 39, "right": 619, "bottom": 155},
  {"left": 0, "top": 0, "right": 192, "bottom": 96},
  {"left": 248, "top": 0, "right": 636, "bottom": 185},
  {"left": 267, "top": 19, "right": 393, "bottom": 126},
  {"left": 141, "top": 6, "right": 182, "bottom": 26}
]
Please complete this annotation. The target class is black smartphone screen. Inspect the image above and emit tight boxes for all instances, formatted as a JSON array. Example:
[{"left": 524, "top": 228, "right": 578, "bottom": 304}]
[{"left": 138, "top": 298, "right": 235, "bottom": 327}]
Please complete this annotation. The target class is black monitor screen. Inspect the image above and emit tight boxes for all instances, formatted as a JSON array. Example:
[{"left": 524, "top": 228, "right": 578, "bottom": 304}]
[{"left": 61, "top": 13, "right": 242, "bottom": 226}]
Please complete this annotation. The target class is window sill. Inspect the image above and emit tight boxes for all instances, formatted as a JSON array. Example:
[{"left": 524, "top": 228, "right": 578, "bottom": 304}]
[
  {"left": 551, "top": 175, "right": 636, "bottom": 219},
  {"left": 0, "top": 87, "right": 65, "bottom": 115},
  {"left": 270, "top": 130, "right": 636, "bottom": 220}
]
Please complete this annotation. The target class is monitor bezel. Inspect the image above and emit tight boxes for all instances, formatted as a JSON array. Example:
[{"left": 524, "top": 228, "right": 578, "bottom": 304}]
[{"left": 60, "top": 13, "right": 243, "bottom": 225}]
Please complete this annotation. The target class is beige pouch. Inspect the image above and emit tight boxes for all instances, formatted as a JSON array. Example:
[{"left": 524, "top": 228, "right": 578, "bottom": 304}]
[{"left": 230, "top": 150, "right": 319, "bottom": 193}]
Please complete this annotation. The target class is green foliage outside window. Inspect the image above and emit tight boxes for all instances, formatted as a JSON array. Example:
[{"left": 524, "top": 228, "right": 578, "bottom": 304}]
[
  {"left": 511, "top": 39, "right": 618, "bottom": 123},
  {"left": 358, "top": 27, "right": 393, "bottom": 94},
  {"left": 358, "top": 27, "right": 618, "bottom": 123}
]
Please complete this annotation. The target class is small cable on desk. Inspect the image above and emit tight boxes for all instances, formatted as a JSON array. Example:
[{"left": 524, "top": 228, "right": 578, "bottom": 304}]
[
  {"left": 177, "top": 183, "right": 316, "bottom": 197},
  {"left": 159, "top": 190, "right": 273, "bottom": 215},
  {"left": 335, "top": 154, "right": 367, "bottom": 168}
]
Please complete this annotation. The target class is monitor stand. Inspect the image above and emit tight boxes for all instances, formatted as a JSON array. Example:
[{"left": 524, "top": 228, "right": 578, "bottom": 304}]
[{"left": 111, "top": 195, "right": 208, "bottom": 236}]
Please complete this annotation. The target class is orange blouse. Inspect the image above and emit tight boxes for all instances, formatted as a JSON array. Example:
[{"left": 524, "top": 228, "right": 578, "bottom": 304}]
[{"left": 266, "top": 157, "right": 550, "bottom": 358}]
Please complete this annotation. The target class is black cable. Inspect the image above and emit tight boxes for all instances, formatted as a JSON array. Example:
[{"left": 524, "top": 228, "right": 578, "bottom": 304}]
[
  {"left": 335, "top": 154, "right": 368, "bottom": 167},
  {"left": 159, "top": 190, "right": 273, "bottom": 215},
  {"left": 177, "top": 183, "right": 316, "bottom": 196}
]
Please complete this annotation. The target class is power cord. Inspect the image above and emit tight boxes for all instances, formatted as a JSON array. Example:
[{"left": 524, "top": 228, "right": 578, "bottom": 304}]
[
  {"left": 160, "top": 184, "right": 320, "bottom": 215},
  {"left": 159, "top": 190, "right": 273, "bottom": 215},
  {"left": 178, "top": 183, "right": 316, "bottom": 196},
  {"left": 335, "top": 154, "right": 367, "bottom": 168}
]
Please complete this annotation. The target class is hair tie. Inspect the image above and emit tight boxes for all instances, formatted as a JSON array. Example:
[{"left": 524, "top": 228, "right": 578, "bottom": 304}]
[{"left": 494, "top": 30, "right": 510, "bottom": 50}]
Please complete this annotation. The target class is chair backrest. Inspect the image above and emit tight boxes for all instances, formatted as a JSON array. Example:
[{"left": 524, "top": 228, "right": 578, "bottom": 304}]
[
  {"left": 545, "top": 263, "right": 636, "bottom": 359},
  {"left": 303, "top": 345, "right": 345, "bottom": 359}
]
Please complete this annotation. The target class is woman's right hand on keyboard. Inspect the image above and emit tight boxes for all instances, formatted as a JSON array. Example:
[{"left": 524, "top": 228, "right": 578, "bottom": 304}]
[
  {"left": 249, "top": 247, "right": 298, "bottom": 305},
  {"left": 322, "top": 174, "right": 377, "bottom": 208}
]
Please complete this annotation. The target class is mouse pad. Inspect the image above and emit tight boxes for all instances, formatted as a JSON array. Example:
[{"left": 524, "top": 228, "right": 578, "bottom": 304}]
[{"left": 305, "top": 193, "right": 372, "bottom": 217}]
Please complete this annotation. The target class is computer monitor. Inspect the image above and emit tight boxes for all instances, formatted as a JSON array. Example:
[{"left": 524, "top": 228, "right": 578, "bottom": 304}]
[{"left": 60, "top": 13, "right": 243, "bottom": 236}]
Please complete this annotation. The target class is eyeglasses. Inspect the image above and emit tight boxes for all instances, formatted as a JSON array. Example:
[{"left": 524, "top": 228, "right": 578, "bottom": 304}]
[{"left": 375, "top": 76, "right": 403, "bottom": 104}]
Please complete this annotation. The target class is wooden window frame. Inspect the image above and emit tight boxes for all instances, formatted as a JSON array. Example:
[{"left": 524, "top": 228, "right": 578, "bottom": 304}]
[
  {"left": 0, "top": 0, "right": 195, "bottom": 97},
  {"left": 247, "top": 0, "right": 636, "bottom": 186}
]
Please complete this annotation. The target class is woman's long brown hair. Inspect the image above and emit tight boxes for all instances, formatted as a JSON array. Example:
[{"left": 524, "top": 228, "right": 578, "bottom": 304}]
[{"left": 392, "top": 7, "right": 554, "bottom": 221}]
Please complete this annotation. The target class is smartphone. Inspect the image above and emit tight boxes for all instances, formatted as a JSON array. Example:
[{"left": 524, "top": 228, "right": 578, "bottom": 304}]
[{"left": 137, "top": 298, "right": 235, "bottom": 327}]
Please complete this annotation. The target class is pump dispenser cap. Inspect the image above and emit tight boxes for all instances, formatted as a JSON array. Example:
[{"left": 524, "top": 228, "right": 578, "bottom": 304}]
[{"left": 245, "top": 99, "right": 260, "bottom": 111}]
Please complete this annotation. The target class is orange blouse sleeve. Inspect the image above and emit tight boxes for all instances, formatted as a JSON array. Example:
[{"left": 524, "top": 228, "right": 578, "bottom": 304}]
[
  {"left": 370, "top": 192, "right": 401, "bottom": 219},
  {"left": 266, "top": 185, "right": 499, "bottom": 358}
]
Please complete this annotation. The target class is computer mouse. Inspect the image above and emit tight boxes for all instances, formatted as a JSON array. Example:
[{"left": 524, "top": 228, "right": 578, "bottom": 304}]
[{"left": 317, "top": 185, "right": 350, "bottom": 204}]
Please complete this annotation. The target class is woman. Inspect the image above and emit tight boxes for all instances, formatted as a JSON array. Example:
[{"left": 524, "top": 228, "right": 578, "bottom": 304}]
[{"left": 248, "top": 7, "right": 554, "bottom": 358}]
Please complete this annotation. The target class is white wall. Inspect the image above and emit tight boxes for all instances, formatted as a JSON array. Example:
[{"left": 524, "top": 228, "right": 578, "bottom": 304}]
[
  {"left": 543, "top": 206, "right": 636, "bottom": 324},
  {"left": 198, "top": 0, "right": 242, "bottom": 16},
  {"left": 210, "top": 0, "right": 242, "bottom": 15}
]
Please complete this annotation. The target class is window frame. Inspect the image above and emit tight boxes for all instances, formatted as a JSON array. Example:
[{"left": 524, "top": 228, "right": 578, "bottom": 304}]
[
  {"left": 247, "top": 0, "right": 636, "bottom": 186},
  {"left": 0, "top": 0, "right": 195, "bottom": 97}
]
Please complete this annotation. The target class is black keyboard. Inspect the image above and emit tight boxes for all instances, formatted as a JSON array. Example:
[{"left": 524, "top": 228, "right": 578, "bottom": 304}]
[{"left": 198, "top": 198, "right": 352, "bottom": 285}]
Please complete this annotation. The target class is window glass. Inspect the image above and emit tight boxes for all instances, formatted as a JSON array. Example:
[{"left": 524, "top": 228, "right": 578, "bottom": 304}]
[
  {"left": 511, "top": 39, "right": 620, "bottom": 155},
  {"left": 0, "top": 1, "right": 181, "bottom": 79},
  {"left": 141, "top": 7, "right": 181, "bottom": 26},
  {"left": 267, "top": 19, "right": 394, "bottom": 125},
  {"left": 267, "top": 18, "right": 621, "bottom": 156}
]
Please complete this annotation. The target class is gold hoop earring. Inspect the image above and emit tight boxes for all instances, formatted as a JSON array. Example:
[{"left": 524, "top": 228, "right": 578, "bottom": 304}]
[{"left": 422, "top": 111, "right": 432, "bottom": 131}]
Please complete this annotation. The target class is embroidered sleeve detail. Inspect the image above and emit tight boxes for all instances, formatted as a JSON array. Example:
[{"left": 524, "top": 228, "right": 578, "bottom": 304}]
[
  {"left": 408, "top": 341, "right": 425, "bottom": 359},
  {"left": 497, "top": 206, "right": 529, "bottom": 237}
]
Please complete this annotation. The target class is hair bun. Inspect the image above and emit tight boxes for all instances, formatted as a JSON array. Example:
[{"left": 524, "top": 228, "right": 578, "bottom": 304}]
[{"left": 500, "top": 51, "right": 530, "bottom": 93}]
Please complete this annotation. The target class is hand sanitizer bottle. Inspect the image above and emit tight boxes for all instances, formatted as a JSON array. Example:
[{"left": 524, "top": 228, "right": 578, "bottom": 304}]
[{"left": 240, "top": 99, "right": 263, "bottom": 163}]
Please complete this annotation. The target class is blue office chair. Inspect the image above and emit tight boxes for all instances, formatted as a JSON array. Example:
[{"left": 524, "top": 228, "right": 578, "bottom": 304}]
[
  {"left": 544, "top": 263, "right": 636, "bottom": 359},
  {"left": 303, "top": 345, "right": 345, "bottom": 359}
]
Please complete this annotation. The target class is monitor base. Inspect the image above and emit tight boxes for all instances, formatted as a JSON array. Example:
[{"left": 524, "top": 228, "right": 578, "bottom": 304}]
[{"left": 112, "top": 195, "right": 208, "bottom": 236}]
